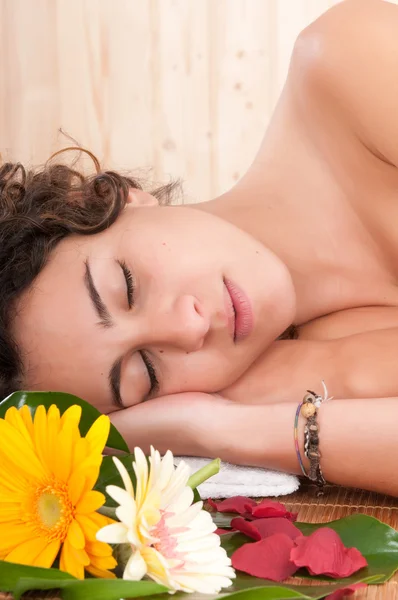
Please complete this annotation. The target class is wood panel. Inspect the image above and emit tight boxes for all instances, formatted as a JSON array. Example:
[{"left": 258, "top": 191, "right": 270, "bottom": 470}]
[{"left": 3, "top": 0, "right": 394, "bottom": 201}]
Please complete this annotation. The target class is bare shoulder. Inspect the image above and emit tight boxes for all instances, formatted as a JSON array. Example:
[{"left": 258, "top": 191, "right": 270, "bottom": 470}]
[
  {"left": 291, "top": 0, "right": 398, "bottom": 165},
  {"left": 293, "top": 0, "right": 398, "bottom": 77},
  {"left": 301, "top": 0, "right": 397, "bottom": 37}
]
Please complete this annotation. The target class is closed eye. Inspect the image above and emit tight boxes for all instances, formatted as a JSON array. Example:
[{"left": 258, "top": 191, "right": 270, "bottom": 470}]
[{"left": 118, "top": 259, "right": 135, "bottom": 308}]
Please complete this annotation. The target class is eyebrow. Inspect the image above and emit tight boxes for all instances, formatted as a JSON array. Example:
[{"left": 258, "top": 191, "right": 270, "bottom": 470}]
[
  {"left": 84, "top": 260, "right": 114, "bottom": 328},
  {"left": 84, "top": 260, "right": 124, "bottom": 409}
]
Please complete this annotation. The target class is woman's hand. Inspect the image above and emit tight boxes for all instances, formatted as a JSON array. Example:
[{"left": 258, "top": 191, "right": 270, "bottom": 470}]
[{"left": 108, "top": 392, "right": 232, "bottom": 456}]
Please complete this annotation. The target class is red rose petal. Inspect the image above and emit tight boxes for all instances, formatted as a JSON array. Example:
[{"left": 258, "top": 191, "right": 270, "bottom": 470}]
[
  {"left": 252, "top": 499, "right": 297, "bottom": 521},
  {"left": 231, "top": 517, "right": 304, "bottom": 541},
  {"left": 290, "top": 528, "right": 368, "bottom": 577},
  {"left": 208, "top": 496, "right": 257, "bottom": 515},
  {"left": 232, "top": 533, "right": 298, "bottom": 581},
  {"left": 215, "top": 528, "right": 230, "bottom": 535},
  {"left": 231, "top": 518, "right": 262, "bottom": 541},
  {"left": 326, "top": 583, "right": 367, "bottom": 600}
]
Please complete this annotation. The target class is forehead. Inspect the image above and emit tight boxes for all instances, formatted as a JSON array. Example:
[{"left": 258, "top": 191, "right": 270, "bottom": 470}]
[{"left": 13, "top": 235, "right": 115, "bottom": 411}]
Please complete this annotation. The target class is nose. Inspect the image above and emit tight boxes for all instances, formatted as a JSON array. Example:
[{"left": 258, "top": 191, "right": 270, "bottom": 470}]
[{"left": 146, "top": 294, "right": 210, "bottom": 352}]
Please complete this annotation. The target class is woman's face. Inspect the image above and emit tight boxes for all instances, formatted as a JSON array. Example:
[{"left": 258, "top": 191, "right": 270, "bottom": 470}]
[{"left": 14, "top": 190, "right": 296, "bottom": 414}]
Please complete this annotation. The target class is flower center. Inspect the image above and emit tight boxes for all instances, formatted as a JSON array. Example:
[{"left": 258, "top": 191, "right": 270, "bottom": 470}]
[
  {"left": 37, "top": 492, "right": 63, "bottom": 529},
  {"left": 152, "top": 512, "right": 186, "bottom": 561},
  {"left": 25, "top": 478, "right": 75, "bottom": 541}
]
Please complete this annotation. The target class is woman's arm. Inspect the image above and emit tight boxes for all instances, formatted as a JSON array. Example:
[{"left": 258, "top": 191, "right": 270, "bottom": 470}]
[
  {"left": 213, "top": 397, "right": 398, "bottom": 497},
  {"left": 224, "top": 327, "right": 398, "bottom": 405},
  {"left": 110, "top": 390, "right": 398, "bottom": 497}
]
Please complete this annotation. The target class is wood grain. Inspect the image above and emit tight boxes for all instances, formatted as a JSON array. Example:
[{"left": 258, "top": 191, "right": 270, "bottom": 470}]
[{"left": 0, "top": 0, "right": 355, "bottom": 201}]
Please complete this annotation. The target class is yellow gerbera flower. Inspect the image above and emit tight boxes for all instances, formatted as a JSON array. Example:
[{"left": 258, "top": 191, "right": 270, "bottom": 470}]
[
  {"left": 0, "top": 404, "right": 117, "bottom": 579},
  {"left": 97, "top": 447, "right": 235, "bottom": 594}
]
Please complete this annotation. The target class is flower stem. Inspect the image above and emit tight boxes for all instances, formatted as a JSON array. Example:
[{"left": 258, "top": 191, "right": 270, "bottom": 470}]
[{"left": 187, "top": 458, "right": 221, "bottom": 490}]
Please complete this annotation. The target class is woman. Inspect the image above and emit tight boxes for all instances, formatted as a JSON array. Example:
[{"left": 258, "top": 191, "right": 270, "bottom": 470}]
[{"left": 2, "top": 0, "right": 398, "bottom": 495}]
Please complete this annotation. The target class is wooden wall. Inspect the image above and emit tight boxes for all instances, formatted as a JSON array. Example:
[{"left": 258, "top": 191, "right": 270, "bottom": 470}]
[{"left": 1, "top": 0, "right": 393, "bottom": 201}]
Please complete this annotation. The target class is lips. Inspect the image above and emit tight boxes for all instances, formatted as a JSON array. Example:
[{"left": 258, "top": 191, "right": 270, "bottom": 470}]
[{"left": 224, "top": 278, "right": 253, "bottom": 342}]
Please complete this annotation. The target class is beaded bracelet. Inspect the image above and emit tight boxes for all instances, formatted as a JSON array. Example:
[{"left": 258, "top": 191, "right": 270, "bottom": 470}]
[{"left": 294, "top": 383, "right": 330, "bottom": 496}]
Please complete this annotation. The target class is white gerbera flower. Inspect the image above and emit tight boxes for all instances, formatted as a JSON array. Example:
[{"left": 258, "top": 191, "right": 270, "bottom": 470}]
[{"left": 97, "top": 446, "right": 235, "bottom": 594}]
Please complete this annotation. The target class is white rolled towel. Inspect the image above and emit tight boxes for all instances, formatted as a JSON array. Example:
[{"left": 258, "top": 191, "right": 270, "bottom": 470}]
[{"left": 175, "top": 456, "right": 300, "bottom": 499}]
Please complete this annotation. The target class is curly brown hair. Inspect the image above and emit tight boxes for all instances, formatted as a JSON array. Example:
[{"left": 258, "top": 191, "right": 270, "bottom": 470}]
[{"left": 0, "top": 148, "right": 176, "bottom": 400}]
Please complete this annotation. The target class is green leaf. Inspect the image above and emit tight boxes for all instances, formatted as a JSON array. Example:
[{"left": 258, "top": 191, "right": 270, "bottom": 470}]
[
  {"left": 60, "top": 579, "right": 168, "bottom": 600},
  {"left": 0, "top": 562, "right": 379, "bottom": 600},
  {"left": 0, "top": 560, "right": 74, "bottom": 592},
  {"left": 0, "top": 390, "right": 129, "bottom": 452},
  {"left": 210, "top": 511, "right": 237, "bottom": 529},
  {"left": 0, "top": 560, "right": 167, "bottom": 600},
  {"left": 167, "top": 573, "right": 378, "bottom": 600},
  {"left": 221, "top": 532, "right": 250, "bottom": 555},
  {"left": 16, "top": 578, "right": 167, "bottom": 600},
  {"left": 174, "top": 587, "right": 306, "bottom": 599}
]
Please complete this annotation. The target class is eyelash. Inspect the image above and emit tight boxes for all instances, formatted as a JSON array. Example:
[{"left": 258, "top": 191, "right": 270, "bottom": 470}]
[
  {"left": 118, "top": 259, "right": 159, "bottom": 396},
  {"left": 140, "top": 351, "right": 160, "bottom": 396},
  {"left": 119, "top": 260, "right": 135, "bottom": 308}
]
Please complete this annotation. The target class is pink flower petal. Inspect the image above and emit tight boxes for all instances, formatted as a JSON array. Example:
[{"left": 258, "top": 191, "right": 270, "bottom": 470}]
[
  {"left": 290, "top": 528, "right": 368, "bottom": 578},
  {"left": 326, "top": 583, "right": 368, "bottom": 599},
  {"left": 208, "top": 496, "right": 257, "bottom": 515},
  {"left": 251, "top": 499, "right": 297, "bottom": 521},
  {"left": 232, "top": 533, "right": 298, "bottom": 581},
  {"left": 231, "top": 517, "right": 303, "bottom": 542},
  {"left": 215, "top": 528, "right": 230, "bottom": 535}
]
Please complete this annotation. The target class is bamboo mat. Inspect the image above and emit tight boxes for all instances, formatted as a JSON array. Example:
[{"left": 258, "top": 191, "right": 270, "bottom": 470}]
[{"left": 1, "top": 481, "right": 398, "bottom": 599}]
